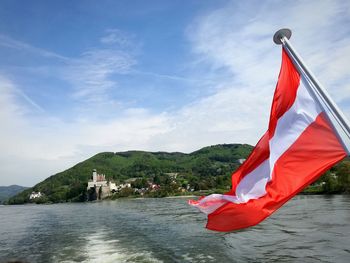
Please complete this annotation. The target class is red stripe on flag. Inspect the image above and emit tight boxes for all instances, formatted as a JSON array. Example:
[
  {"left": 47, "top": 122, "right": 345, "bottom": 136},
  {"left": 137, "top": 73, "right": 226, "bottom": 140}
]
[
  {"left": 269, "top": 49, "right": 301, "bottom": 139},
  {"left": 206, "top": 113, "right": 346, "bottom": 232}
]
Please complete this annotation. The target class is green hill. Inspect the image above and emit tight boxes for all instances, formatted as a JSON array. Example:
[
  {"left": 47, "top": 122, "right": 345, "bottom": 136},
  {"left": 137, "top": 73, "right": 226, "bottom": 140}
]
[
  {"left": 8, "top": 144, "right": 253, "bottom": 204},
  {"left": 7, "top": 144, "right": 350, "bottom": 205}
]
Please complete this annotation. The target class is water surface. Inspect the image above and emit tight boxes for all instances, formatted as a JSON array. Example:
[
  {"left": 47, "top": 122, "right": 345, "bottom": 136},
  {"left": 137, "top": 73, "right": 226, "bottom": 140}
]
[{"left": 0, "top": 195, "right": 349, "bottom": 262}]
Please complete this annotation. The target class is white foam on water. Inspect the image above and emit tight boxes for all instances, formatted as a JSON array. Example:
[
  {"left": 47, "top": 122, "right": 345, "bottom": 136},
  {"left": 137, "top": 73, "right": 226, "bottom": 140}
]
[
  {"left": 182, "top": 252, "right": 216, "bottom": 262},
  {"left": 64, "top": 229, "right": 164, "bottom": 263}
]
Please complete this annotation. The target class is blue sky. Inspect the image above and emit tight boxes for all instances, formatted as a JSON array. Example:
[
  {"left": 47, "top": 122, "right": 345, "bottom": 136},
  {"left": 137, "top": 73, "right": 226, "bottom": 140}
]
[{"left": 1, "top": 0, "right": 350, "bottom": 186}]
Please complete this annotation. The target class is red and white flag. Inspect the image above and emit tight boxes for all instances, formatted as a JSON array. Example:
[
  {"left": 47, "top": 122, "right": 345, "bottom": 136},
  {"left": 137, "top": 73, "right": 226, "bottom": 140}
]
[{"left": 189, "top": 49, "right": 348, "bottom": 232}]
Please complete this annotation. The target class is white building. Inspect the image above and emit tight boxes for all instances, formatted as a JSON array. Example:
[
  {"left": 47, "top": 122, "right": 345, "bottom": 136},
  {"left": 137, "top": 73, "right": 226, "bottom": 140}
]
[{"left": 29, "top": 191, "right": 42, "bottom": 199}]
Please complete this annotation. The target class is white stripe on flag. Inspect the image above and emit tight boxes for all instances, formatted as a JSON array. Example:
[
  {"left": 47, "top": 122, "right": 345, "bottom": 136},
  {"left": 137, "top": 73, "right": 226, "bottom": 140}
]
[{"left": 269, "top": 76, "right": 322, "bottom": 171}]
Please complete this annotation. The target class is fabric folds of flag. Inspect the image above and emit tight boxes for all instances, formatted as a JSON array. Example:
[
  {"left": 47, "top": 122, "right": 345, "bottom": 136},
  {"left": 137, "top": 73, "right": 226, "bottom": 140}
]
[{"left": 189, "top": 49, "right": 347, "bottom": 232}]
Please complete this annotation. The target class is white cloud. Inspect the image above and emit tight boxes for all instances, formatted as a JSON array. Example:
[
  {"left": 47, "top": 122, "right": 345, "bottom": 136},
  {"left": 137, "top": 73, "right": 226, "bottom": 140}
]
[{"left": 147, "top": 84, "right": 270, "bottom": 153}]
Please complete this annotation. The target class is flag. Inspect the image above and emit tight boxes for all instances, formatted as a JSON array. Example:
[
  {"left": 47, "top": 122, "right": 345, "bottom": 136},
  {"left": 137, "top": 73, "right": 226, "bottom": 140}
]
[{"left": 189, "top": 49, "right": 347, "bottom": 232}]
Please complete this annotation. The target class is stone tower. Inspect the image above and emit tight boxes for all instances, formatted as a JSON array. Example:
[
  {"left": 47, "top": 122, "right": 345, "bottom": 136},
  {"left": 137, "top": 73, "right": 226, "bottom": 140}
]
[{"left": 92, "top": 169, "right": 97, "bottom": 182}]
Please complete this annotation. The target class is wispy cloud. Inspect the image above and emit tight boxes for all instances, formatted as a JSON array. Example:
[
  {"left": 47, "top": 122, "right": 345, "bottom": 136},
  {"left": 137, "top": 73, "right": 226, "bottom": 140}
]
[
  {"left": 64, "top": 48, "right": 136, "bottom": 102},
  {"left": 0, "top": 34, "right": 69, "bottom": 61},
  {"left": 100, "top": 29, "right": 134, "bottom": 48},
  {"left": 13, "top": 87, "right": 45, "bottom": 113},
  {"left": 130, "top": 69, "right": 206, "bottom": 83},
  {"left": 63, "top": 29, "right": 138, "bottom": 103}
]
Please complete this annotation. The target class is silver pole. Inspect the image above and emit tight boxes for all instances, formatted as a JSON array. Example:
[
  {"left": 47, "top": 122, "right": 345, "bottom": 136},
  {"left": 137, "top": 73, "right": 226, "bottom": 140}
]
[{"left": 273, "top": 28, "right": 350, "bottom": 154}]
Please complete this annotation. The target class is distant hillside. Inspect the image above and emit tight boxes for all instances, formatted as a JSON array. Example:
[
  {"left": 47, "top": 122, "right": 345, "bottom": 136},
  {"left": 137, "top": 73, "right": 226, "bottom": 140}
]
[
  {"left": 0, "top": 185, "right": 28, "bottom": 204},
  {"left": 8, "top": 144, "right": 253, "bottom": 204}
]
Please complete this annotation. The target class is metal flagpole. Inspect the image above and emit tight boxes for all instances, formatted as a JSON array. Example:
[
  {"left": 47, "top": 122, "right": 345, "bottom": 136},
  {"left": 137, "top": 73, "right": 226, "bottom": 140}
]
[{"left": 273, "top": 28, "right": 350, "bottom": 155}]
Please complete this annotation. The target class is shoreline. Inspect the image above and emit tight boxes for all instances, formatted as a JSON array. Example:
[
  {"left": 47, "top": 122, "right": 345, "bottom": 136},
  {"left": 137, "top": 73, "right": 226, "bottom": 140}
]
[
  {"left": 164, "top": 195, "right": 196, "bottom": 199},
  {"left": 5, "top": 190, "right": 349, "bottom": 205}
]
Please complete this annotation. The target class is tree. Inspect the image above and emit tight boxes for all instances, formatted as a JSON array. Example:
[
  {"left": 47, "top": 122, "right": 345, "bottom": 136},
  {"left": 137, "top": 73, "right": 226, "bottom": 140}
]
[
  {"left": 336, "top": 161, "right": 350, "bottom": 193},
  {"left": 320, "top": 172, "right": 340, "bottom": 193},
  {"left": 98, "top": 186, "right": 102, "bottom": 200},
  {"left": 131, "top": 178, "right": 148, "bottom": 189},
  {"left": 118, "top": 187, "right": 134, "bottom": 197},
  {"left": 153, "top": 174, "right": 161, "bottom": 185}
]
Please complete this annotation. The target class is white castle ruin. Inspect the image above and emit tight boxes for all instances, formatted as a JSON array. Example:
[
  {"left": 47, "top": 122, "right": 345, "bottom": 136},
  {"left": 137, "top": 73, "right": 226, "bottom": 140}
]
[{"left": 87, "top": 169, "right": 130, "bottom": 200}]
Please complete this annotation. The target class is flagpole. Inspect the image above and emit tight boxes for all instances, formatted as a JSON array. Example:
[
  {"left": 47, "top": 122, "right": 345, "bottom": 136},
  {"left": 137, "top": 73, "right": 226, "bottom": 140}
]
[{"left": 273, "top": 28, "right": 350, "bottom": 155}]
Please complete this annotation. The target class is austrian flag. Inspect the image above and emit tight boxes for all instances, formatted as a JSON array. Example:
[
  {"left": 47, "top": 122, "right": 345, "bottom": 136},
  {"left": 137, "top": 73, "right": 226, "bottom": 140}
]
[{"left": 189, "top": 46, "right": 349, "bottom": 232}]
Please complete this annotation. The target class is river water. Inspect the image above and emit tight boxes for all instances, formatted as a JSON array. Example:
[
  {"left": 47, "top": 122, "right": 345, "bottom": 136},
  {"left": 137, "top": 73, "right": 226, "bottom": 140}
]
[{"left": 0, "top": 195, "right": 349, "bottom": 263}]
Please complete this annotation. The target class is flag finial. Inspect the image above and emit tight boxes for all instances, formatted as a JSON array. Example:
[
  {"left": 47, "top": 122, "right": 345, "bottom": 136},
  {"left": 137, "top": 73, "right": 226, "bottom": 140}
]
[{"left": 273, "top": 28, "right": 292, "bottom": 44}]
